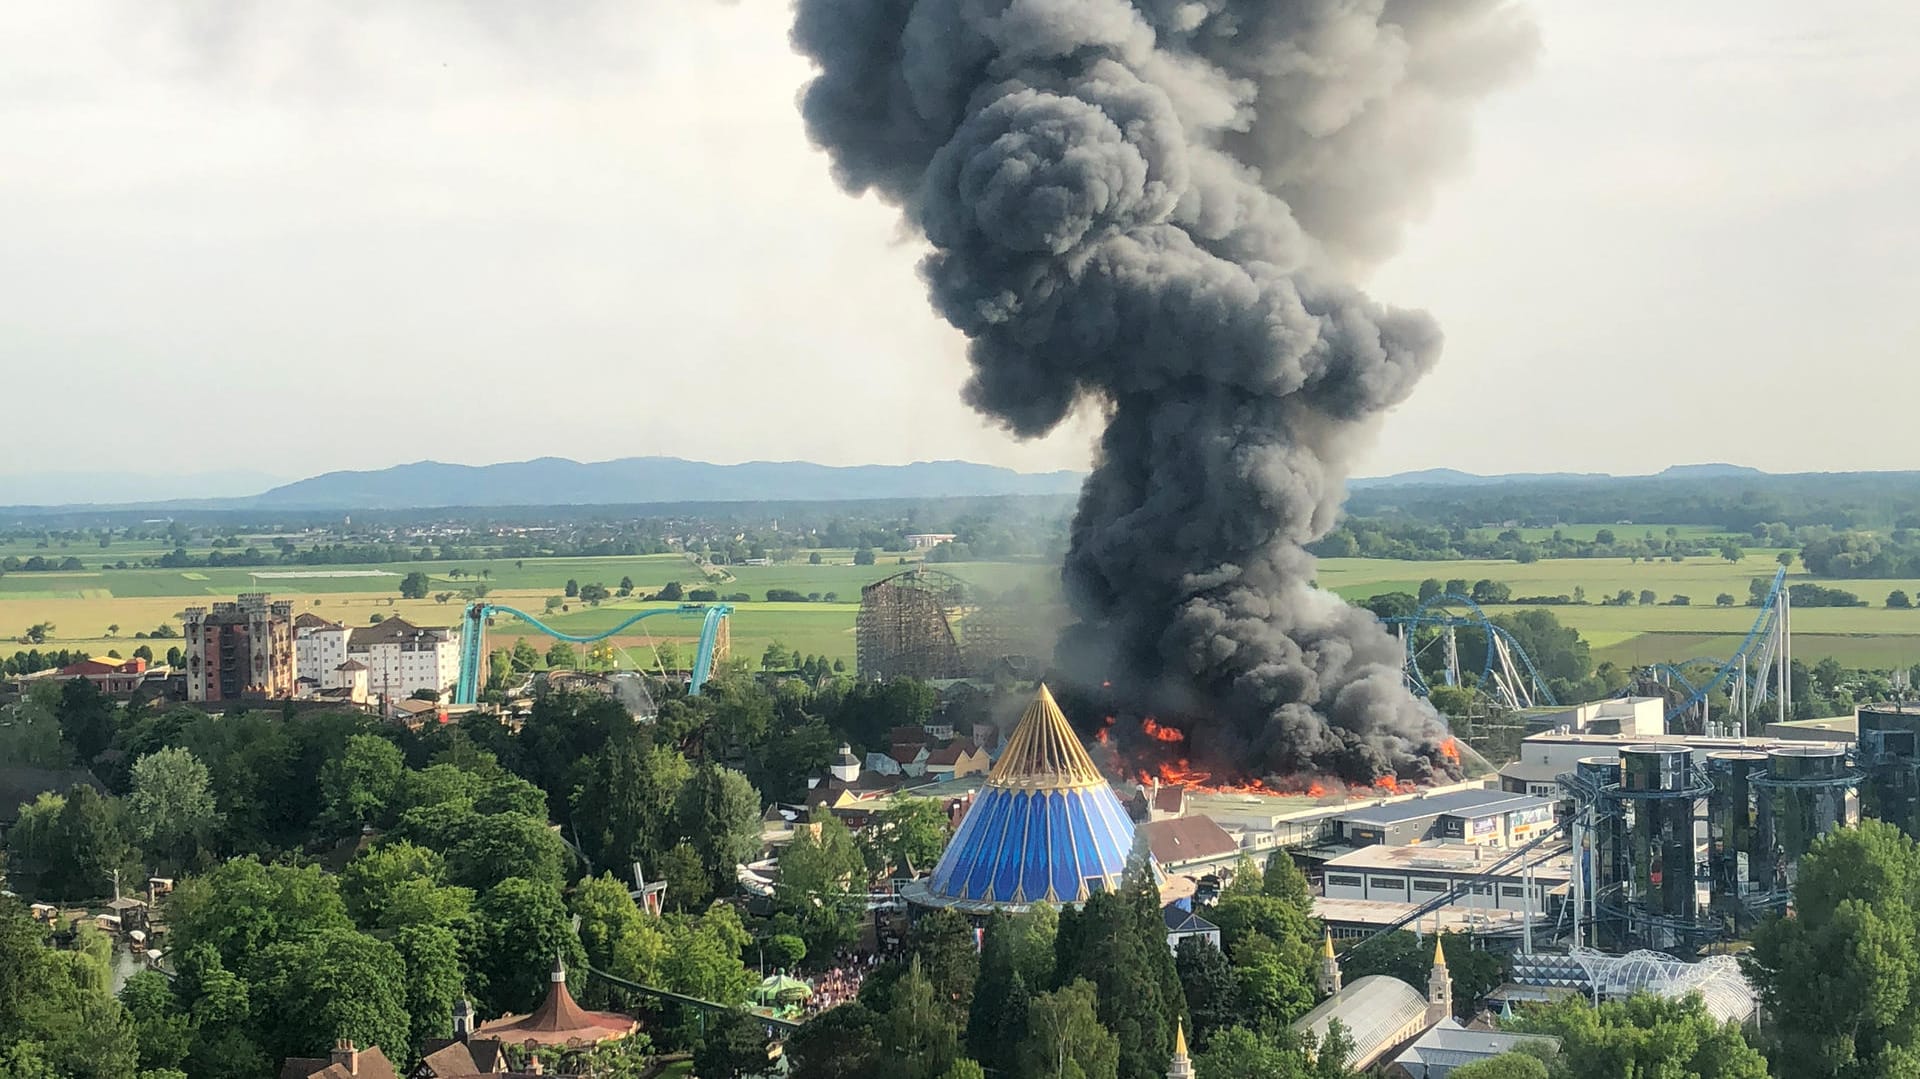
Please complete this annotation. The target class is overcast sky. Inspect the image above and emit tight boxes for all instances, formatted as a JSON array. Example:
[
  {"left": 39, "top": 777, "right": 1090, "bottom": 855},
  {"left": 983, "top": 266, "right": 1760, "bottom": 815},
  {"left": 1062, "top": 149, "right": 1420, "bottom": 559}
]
[{"left": 3, "top": 1, "right": 1917, "bottom": 493}]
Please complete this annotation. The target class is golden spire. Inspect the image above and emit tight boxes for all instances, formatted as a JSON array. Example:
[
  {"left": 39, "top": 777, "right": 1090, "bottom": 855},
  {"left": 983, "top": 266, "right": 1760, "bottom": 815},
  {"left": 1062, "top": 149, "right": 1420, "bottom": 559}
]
[
  {"left": 1174, "top": 1017, "right": 1188, "bottom": 1058},
  {"left": 1322, "top": 928, "right": 1336, "bottom": 959},
  {"left": 1433, "top": 936, "right": 1447, "bottom": 967},
  {"left": 988, "top": 683, "right": 1105, "bottom": 790}
]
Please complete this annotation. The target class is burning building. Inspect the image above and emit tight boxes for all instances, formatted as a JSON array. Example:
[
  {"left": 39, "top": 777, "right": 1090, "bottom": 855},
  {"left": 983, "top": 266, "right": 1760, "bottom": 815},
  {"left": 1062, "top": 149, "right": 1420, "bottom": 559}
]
[{"left": 793, "top": 0, "right": 1533, "bottom": 788}]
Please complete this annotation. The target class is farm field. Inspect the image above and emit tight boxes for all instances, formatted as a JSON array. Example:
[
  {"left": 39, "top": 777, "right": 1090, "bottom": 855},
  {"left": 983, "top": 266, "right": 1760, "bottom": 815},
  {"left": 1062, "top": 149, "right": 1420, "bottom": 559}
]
[
  {"left": 10, "top": 537, "right": 1920, "bottom": 675},
  {"left": 0, "top": 554, "right": 1058, "bottom": 671},
  {"left": 1317, "top": 553, "right": 1920, "bottom": 670}
]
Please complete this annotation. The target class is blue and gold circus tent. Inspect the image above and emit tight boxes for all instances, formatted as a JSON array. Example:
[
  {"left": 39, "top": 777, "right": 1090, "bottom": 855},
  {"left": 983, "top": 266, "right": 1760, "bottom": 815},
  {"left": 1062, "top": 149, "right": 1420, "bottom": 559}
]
[{"left": 907, "top": 684, "right": 1138, "bottom": 912}]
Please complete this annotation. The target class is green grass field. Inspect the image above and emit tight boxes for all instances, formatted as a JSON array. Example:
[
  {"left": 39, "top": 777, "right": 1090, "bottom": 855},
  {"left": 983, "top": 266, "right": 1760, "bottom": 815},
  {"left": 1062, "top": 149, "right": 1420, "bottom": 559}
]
[
  {"left": 0, "top": 553, "right": 1058, "bottom": 672},
  {"left": 9, "top": 534, "right": 1920, "bottom": 674}
]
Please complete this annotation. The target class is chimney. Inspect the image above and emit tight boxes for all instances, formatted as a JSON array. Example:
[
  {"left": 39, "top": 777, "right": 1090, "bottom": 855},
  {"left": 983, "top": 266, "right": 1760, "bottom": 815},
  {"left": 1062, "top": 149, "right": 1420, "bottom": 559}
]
[
  {"left": 330, "top": 1039, "right": 359, "bottom": 1074},
  {"left": 528, "top": 1055, "right": 545, "bottom": 1075}
]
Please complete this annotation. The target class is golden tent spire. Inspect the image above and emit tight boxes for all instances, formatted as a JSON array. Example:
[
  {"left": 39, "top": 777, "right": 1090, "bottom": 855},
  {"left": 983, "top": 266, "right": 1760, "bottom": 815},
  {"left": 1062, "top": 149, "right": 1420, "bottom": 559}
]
[{"left": 989, "top": 683, "right": 1105, "bottom": 790}]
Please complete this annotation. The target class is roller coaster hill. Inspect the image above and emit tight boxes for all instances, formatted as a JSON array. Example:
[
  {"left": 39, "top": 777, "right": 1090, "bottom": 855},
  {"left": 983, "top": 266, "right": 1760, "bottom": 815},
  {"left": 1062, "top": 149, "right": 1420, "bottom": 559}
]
[
  {"left": 1389, "top": 570, "right": 1796, "bottom": 737},
  {"left": 452, "top": 600, "right": 734, "bottom": 706}
]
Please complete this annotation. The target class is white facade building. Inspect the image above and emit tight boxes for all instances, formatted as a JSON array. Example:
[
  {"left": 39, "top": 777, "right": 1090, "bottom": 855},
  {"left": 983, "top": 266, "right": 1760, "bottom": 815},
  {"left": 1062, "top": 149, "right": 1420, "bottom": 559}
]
[
  {"left": 294, "top": 614, "right": 352, "bottom": 689},
  {"left": 348, "top": 617, "right": 462, "bottom": 704}
]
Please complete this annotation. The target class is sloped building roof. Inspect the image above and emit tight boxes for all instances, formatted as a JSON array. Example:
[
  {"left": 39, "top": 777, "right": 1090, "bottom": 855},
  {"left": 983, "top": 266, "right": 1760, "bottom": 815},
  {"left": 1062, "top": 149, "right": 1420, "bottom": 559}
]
[
  {"left": 1392, "top": 1017, "right": 1559, "bottom": 1077},
  {"left": 1293, "top": 975, "right": 1431, "bottom": 1070},
  {"left": 907, "top": 684, "right": 1136, "bottom": 911},
  {"left": 1139, "top": 816, "right": 1240, "bottom": 867},
  {"left": 472, "top": 959, "right": 637, "bottom": 1048}
]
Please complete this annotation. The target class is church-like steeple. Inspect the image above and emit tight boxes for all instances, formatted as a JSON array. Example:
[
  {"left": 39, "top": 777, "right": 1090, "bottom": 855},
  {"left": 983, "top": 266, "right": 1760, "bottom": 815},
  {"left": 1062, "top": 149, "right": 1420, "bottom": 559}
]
[
  {"left": 1427, "top": 936, "right": 1453, "bottom": 1022},
  {"left": 1167, "top": 1018, "right": 1194, "bottom": 1079},
  {"left": 1316, "top": 927, "right": 1342, "bottom": 995}
]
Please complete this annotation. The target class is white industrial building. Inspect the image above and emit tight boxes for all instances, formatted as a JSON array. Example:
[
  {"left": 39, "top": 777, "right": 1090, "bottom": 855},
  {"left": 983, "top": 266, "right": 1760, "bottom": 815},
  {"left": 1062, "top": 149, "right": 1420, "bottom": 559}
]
[{"left": 1320, "top": 842, "right": 1569, "bottom": 917}]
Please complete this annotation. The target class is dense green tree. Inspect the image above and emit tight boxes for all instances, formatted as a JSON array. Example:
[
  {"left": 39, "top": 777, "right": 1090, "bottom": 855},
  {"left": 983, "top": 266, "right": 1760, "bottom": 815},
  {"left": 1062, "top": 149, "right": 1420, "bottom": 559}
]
[
  {"left": 1262, "top": 850, "right": 1312, "bottom": 905},
  {"left": 127, "top": 747, "right": 220, "bottom": 871},
  {"left": 854, "top": 547, "right": 876, "bottom": 566},
  {"left": 911, "top": 909, "right": 980, "bottom": 1017},
  {"left": 440, "top": 810, "right": 569, "bottom": 892},
  {"left": 392, "top": 923, "right": 465, "bottom": 1053},
  {"left": 1447, "top": 1053, "right": 1550, "bottom": 1079},
  {"left": 860, "top": 798, "right": 948, "bottom": 875},
  {"left": 1174, "top": 936, "right": 1238, "bottom": 1043},
  {"left": 546, "top": 640, "right": 577, "bottom": 668},
  {"left": 119, "top": 970, "right": 191, "bottom": 1073},
  {"left": 0, "top": 686, "right": 72, "bottom": 769},
  {"left": 510, "top": 638, "right": 542, "bottom": 672},
  {"left": 786, "top": 1001, "right": 886, "bottom": 1079},
  {"left": 1056, "top": 871, "right": 1181, "bottom": 1079},
  {"left": 166, "top": 858, "right": 352, "bottom": 973},
  {"left": 676, "top": 762, "right": 763, "bottom": 895},
  {"left": 1012, "top": 902, "right": 1061, "bottom": 990},
  {"left": 776, "top": 813, "right": 868, "bottom": 955},
  {"left": 55, "top": 677, "right": 116, "bottom": 764},
  {"left": 472, "top": 877, "right": 587, "bottom": 1016},
  {"left": 249, "top": 927, "right": 410, "bottom": 1066},
  {"left": 1747, "top": 821, "right": 1920, "bottom": 1077},
  {"left": 340, "top": 841, "right": 472, "bottom": 933},
  {"left": 658, "top": 905, "right": 756, "bottom": 1004},
  {"left": 399, "top": 571, "right": 431, "bottom": 599},
  {"left": 571, "top": 736, "right": 691, "bottom": 873},
  {"left": 1021, "top": 978, "right": 1120, "bottom": 1079},
  {"left": 1192, "top": 1024, "right": 1354, "bottom": 1079},
  {"left": 58, "top": 784, "right": 132, "bottom": 901},
  {"left": 1503, "top": 995, "right": 1765, "bottom": 1079},
  {"left": 656, "top": 841, "right": 711, "bottom": 912},
  {"left": 0, "top": 904, "right": 143, "bottom": 1079},
  {"left": 882, "top": 958, "right": 960, "bottom": 1079},
  {"left": 967, "top": 914, "right": 1016, "bottom": 1069},
  {"left": 692, "top": 1009, "right": 770, "bottom": 1079},
  {"left": 318, "top": 734, "right": 405, "bottom": 833},
  {"left": 172, "top": 944, "right": 268, "bottom": 1079}
]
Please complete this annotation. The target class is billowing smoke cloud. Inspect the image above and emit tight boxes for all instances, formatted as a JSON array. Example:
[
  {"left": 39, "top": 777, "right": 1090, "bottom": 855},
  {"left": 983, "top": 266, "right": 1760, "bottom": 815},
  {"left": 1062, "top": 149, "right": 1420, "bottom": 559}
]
[{"left": 792, "top": 0, "right": 1535, "bottom": 784}]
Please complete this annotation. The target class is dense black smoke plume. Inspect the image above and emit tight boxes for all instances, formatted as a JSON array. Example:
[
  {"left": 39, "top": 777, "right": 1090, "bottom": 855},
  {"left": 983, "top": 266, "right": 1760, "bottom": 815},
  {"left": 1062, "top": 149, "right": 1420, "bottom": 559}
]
[{"left": 793, "top": 0, "right": 1535, "bottom": 784}]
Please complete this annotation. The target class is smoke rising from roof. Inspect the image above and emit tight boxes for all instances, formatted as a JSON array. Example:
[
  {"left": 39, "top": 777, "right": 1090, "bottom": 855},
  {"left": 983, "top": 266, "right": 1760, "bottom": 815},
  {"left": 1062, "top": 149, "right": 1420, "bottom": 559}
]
[{"left": 792, "top": 0, "right": 1535, "bottom": 784}]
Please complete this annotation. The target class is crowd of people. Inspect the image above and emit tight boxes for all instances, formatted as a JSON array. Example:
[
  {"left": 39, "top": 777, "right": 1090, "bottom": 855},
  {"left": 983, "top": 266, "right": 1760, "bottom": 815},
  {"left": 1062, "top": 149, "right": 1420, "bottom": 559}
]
[{"left": 805, "top": 950, "right": 878, "bottom": 1014}]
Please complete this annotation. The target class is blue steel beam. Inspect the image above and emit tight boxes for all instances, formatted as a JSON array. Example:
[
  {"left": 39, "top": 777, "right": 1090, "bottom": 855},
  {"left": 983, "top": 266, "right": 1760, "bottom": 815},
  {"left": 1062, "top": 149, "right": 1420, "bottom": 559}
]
[{"left": 454, "top": 602, "right": 734, "bottom": 705}]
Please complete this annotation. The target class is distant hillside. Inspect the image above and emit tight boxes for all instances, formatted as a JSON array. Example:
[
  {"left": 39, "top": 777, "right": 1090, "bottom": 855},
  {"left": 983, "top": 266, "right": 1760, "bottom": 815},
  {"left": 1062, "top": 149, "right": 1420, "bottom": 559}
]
[
  {"left": 1350, "top": 467, "right": 1609, "bottom": 488},
  {"left": 246, "top": 456, "right": 1086, "bottom": 509},
  {"left": 1653, "top": 462, "right": 1768, "bottom": 480}
]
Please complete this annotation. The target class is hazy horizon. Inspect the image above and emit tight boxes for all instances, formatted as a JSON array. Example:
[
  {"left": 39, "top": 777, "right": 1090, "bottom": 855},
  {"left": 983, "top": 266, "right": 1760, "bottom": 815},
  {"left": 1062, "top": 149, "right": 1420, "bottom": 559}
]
[{"left": 5, "top": 1, "right": 1917, "bottom": 483}]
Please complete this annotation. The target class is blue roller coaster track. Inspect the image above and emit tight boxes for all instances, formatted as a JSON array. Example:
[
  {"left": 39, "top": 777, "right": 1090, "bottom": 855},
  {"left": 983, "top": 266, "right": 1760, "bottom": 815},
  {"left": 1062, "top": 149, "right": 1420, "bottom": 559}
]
[
  {"left": 1640, "top": 566, "right": 1789, "bottom": 729},
  {"left": 1380, "top": 592, "right": 1560, "bottom": 709},
  {"left": 453, "top": 602, "right": 734, "bottom": 705}
]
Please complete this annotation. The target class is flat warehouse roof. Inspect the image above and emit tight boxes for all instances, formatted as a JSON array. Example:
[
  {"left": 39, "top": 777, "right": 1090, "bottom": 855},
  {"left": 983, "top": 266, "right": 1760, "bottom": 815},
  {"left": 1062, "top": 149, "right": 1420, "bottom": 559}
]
[
  {"left": 1334, "top": 789, "right": 1554, "bottom": 827},
  {"left": 1322, "top": 841, "right": 1572, "bottom": 883}
]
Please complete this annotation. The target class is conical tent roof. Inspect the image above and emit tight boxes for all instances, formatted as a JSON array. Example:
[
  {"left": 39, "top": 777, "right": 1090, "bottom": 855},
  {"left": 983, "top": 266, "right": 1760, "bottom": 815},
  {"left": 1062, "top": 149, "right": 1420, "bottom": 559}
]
[{"left": 913, "top": 684, "right": 1137, "bottom": 910}]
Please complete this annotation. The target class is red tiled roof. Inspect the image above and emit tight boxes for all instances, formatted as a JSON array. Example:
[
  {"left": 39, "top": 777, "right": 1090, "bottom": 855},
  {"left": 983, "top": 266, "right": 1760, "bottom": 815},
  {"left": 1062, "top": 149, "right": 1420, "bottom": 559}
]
[
  {"left": 278, "top": 1044, "right": 398, "bottom": 1079},
  {"left": 889, "top": 725, "right": 929, "bottom": 747},
  {"left": 472, "top": 962, "right": 637, "bottom": 1048},
  {"left": 924, "top": 740, "right": 977, "bottom": 767},
  {"left": 1153, "top": 786, "right": 1186, "bottom": 814}
]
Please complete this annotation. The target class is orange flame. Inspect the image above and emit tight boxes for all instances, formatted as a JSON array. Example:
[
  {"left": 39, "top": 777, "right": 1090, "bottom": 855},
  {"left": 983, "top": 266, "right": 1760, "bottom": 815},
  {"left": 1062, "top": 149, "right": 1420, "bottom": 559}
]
[
  {"left": 1141, "top": 717, "right": 1185, "bottom": 744},
  {"left": 1439, "top": 738, "right": 1461, "bottom": 764},
  {"left": 1096, "top": 728, "right": 1109, "bottom": 745},
  {"left": 1374, "top": 775, "right": 1403, "bottom": 794}
]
